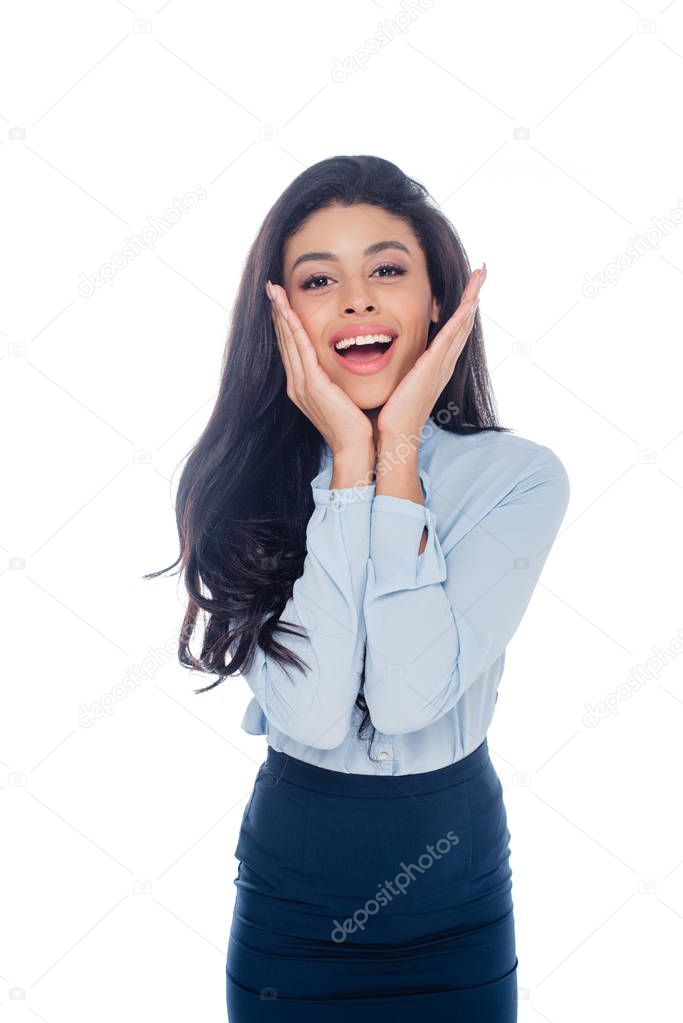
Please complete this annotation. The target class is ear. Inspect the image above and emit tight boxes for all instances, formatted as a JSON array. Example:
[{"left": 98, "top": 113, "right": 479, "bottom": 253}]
[{"left": 430, "top": 294, "right": 441, "bottom": 324}]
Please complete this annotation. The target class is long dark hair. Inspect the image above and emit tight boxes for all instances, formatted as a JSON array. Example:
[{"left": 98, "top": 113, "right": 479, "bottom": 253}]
[{"left": 145, "top": 154, "right": 511, "bottom": 762}]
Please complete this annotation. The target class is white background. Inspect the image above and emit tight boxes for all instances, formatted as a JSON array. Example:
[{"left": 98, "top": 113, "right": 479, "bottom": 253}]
[{"left": 2, "top": 0, "right": 682, "bottom": 1019}]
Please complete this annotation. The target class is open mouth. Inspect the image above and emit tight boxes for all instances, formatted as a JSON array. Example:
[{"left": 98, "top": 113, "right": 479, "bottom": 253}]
[
  {"left": 335, "top": 337, "right": 395, "bottom": 362},
  {"left": 331, "top": 334, "right": 398, "bottom": 375}
]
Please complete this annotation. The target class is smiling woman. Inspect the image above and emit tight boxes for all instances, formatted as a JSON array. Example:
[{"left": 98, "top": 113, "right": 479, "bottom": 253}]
[
  {"left": 145, "top": 154, "right": 569, "bottom": 1019},
  {"left": 279, "top": 202, "right": 443, "bottom": 408}
]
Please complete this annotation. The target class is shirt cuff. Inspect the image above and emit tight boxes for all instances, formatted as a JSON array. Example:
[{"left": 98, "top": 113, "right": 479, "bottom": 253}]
[
  {"left": 367, "top": 492, "right": 447, "bottom": 594},
  {"left": 311, "top": 463, "right": 376, "bottom": 508}
]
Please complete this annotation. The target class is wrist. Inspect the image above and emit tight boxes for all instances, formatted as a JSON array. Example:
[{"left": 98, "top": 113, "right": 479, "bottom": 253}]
[
  {"left": 376, "top": 435, "right": 420, "bottom": 477},
  {"left": 377, "top": 429, "right": 423, "bottom": 461},
  {"left": 330, "top": 440, "right": 376, "bottom": 490},
  {"left": 375, "top": 443, "right": 423, "bottom": 504}
]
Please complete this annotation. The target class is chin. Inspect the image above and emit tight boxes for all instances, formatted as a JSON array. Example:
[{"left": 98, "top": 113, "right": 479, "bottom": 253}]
[{"left": 343, "top": 383, "right": 393, "bottom": 410}]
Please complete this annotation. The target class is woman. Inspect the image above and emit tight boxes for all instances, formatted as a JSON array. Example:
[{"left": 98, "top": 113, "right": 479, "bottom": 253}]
[{"left": 149, "top": 155, "right": 570, "bottom": 1019}]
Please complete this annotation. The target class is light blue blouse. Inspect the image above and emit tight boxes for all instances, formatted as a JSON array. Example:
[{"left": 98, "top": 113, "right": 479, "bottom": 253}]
[{"left": 239, "top": 420, "right": 570, "bottom": 775}]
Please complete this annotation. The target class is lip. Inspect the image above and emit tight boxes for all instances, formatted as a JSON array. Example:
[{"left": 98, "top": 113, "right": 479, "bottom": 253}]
[
  {"left": 331, "top": 335, "right": 398, "bottom": 376},
  {"left": 332, "top": 344, "right": 396, "bottom": 375},
  {"left": 329, "top": 322, "right": 398, "bottom": 348}
]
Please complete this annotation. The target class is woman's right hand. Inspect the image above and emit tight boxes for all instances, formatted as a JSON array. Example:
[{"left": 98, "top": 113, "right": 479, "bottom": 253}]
[{"left": 267, "top": 281, "right": 375, "bottom": 466}]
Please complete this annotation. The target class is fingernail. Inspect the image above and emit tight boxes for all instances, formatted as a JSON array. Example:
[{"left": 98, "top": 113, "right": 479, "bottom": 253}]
[{"left": 266, "top": 280, "right": 273, "bottom": 299}]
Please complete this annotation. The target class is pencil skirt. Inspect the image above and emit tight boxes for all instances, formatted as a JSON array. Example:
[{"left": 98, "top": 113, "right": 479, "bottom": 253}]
[{"left": 226, "top": 737, "right": 518, "bottom": 1021}]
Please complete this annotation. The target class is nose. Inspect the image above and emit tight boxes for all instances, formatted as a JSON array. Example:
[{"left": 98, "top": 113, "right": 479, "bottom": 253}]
[
  {"left": 338, "top": 276, "right": 377, "bottom": 315},
  {"left": 344, "top": 302, "right": 375, "bottom": 314}
]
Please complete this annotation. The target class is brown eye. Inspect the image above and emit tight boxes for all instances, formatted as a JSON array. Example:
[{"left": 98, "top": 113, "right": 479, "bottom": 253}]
[
  {"left": 372, "top": 263, "right": 406, "bottom": 278},
  {"left": 300, "top": 264, "right": 406, "bottom": 290},
  {"left": 301, "top": 273, "right": 332, "bottom": 290}
]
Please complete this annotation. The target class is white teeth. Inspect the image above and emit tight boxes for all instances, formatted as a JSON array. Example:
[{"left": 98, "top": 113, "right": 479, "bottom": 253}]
[{"left": 334, "top": 333, "right": 395, "bottom": 351}]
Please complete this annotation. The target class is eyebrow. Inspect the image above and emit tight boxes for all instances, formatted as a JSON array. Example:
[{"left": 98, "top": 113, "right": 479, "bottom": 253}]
[{"left": 290, "top": 239, "right": 411, "bottom": 273}]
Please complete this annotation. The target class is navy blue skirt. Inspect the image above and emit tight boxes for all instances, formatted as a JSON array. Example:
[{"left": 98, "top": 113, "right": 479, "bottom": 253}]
[{"left": 226, "top": 738, "right": 517, "bottom": 1020}]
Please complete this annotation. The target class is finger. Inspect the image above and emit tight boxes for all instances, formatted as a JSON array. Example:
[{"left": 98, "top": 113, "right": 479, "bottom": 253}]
[
  {"left": 453, "top": 268, "right": 485, "bottom": 329},
  {"left": 430, "top": 267, "right": 485, "bottom": 354},
  {"left": 270, "top": 297, "right": 294, "bottom": 380},
  {"left": 271, "top": 286, "right": 330, "bottom": 384},
  {"left": 458, "top": 269, "right": 485, "bottom": 322},
  {"left": 272, "top": 285, "right": 306, "bottom": 385},
  {"left": 269, "top": 290, "right": 299, "bottom": 401},
  {"left": 267, "top": 283, "right": 293, "bottom": 365},
  {"left": 271, "top": 289, "right": 364, "bottom": 428},
  {"left": 428, "top": 303, "right": 473, "bottom": 363},
  {"left": 464, "top": 267, "right": 486, "bottom": 330},
  {"left": 462, "top": 264, "right": 486, "bottom": 298},
  {"left": 281, "top": 303, "right": 323, "bottom": 379}
]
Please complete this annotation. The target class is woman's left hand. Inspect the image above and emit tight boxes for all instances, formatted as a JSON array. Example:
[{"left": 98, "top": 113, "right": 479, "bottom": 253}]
[{"left": 377, "top": 265, "right": 487, "bottom": 444}]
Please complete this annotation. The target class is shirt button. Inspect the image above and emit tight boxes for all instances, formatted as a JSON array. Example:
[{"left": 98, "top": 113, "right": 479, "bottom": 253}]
[{"left": 378, "top": 751, "right": 389, "bottom": 760}]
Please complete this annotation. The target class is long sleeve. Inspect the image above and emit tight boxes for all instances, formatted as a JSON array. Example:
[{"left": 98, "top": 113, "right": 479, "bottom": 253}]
[
  {"left": 362, "top": 445, "right": 570, "bottom": 735},
  {"left": 240, "top": 462, "right": 374, "bottom": 750}
]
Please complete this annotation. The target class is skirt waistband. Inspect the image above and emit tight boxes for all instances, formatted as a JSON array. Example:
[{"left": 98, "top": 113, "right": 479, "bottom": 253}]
[{"left": 262, "top": 738, "right": 490, "bottom": 798}]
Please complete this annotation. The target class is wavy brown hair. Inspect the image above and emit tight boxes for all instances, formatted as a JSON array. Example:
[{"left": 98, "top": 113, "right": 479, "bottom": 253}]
[{"left": 145, "top": 154, "right": 510, "bottom": 762}]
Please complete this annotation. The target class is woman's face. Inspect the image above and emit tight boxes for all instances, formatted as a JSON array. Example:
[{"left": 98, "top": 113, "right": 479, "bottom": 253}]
[{"left": 281, "top": 202, "right": 441, "bottom": 411}]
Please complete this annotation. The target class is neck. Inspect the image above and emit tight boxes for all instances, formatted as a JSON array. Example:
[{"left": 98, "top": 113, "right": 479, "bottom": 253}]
[{"left": 364, "top": 406, "right": 380, "bottom": 452}]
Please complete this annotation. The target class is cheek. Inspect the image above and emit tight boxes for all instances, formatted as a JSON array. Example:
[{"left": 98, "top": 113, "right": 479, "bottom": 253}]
[
  {"left": 396, "top": 333, "right": 426, "bottom": 369},
  {"left": 301, "top": 318, "right": 325, "bottom": 354},
  {"left": 290, "top": 300, "right": 326, "bottom": 347},
  {"left": 307, "top": 330, "right": 330, "bottom": 364}
]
